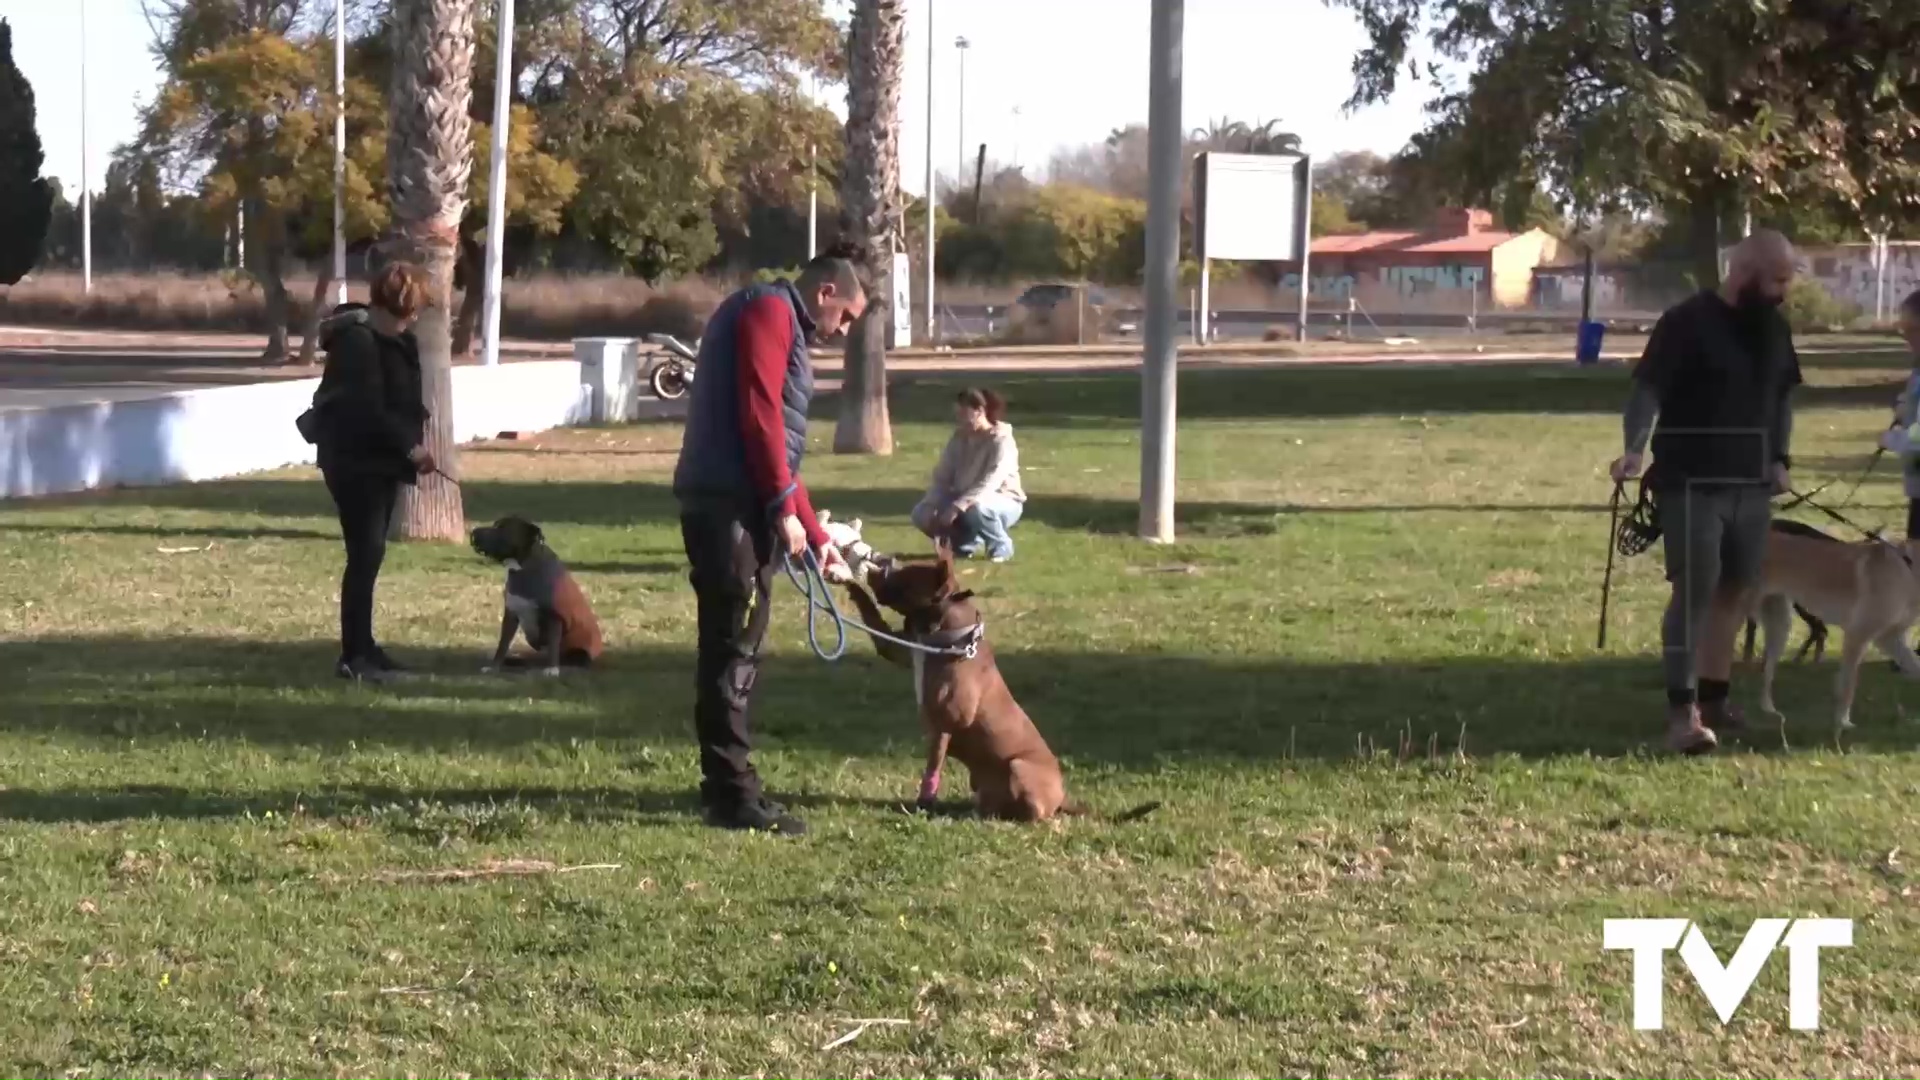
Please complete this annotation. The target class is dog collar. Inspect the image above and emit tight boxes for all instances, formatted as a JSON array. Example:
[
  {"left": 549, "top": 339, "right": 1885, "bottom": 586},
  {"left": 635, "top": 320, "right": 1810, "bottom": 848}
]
[{"left": 917, "top": 619, "right": 985, "bottom": 659}]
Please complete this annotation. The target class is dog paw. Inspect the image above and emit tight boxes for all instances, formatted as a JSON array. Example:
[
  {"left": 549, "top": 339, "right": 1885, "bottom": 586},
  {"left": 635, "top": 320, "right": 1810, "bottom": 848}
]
[
  {"left": 541, "top": 666, "right": 563, "bottom": 678},
  {"left": 1836, "top": 716, "right": 1857, "bottom": 732}
]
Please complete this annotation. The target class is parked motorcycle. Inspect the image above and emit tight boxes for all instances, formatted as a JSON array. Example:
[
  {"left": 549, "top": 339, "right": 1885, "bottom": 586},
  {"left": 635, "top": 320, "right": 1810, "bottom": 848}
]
[{"left": 644, "top": 333, "right": 697, "bottom": 400}]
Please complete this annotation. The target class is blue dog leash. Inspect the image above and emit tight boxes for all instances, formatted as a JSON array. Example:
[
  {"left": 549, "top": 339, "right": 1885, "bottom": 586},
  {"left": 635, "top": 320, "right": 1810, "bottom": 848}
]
[
  {"left": 777, "top": 546, "right": 984, "bottom": 664},
  {"left": 779, "top": 546, "right": 851, "bottom": 661}
]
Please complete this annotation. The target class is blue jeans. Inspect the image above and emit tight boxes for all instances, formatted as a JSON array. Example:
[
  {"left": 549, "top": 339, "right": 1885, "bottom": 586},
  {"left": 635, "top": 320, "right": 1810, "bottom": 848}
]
[{"left": 953, "top": 495, "right": 1023, "bottom": 559}]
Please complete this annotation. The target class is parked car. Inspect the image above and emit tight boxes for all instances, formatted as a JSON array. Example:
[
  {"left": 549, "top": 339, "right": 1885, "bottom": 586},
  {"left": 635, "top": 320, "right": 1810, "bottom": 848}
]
[{"left": 1006, "top": 282, "right": 1138, "bottom": 344}]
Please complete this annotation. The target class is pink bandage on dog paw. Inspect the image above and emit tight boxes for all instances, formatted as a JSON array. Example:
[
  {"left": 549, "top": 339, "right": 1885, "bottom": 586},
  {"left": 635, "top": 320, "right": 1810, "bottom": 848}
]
[{"left": 918, "top": 772, "right": 941, "bottom": 802}]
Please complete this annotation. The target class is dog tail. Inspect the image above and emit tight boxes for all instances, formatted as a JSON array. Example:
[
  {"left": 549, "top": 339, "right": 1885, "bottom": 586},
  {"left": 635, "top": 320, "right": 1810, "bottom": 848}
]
[{"left": 1061, "top": 799, "right": 1163, "bottom": 823}]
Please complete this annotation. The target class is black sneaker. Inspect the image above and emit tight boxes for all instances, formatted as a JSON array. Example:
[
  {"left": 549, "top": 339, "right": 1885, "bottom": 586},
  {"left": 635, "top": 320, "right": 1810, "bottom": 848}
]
[
  {"left": 704, "top": 797, "right": 808, "bottom": 837},
  {"left": 335, "top": 656, "right": 391, "bottom": 684}
]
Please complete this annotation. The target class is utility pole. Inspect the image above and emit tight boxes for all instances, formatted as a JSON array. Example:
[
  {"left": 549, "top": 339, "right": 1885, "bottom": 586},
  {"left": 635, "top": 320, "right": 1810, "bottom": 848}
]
[
  {"left": 924, "top": 0, "right": 937, "bottom": 345},
  {"left": 1138, "top": 0, "right": 1182, "bottom": 543},
  {"left": 80, "top": 0, "right": 92, "bottom": 294},
  {"left": 480, "top": 0, "right": 516, "bottom": 367},
  {"left": 333, "top": 0, "right": 348, "bottom": 305},
  {"left": 954, "top": 36, "right": 970, "bottom": 182}
]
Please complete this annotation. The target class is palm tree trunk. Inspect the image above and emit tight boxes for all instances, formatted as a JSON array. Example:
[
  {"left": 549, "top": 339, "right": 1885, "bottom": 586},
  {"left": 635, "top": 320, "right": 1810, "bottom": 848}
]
[
  {"left": 386, "top": 0, "right": 475, "bottom": 542},
  {"left": 835, "top": 0, "right": 905, "bottom": 456}
]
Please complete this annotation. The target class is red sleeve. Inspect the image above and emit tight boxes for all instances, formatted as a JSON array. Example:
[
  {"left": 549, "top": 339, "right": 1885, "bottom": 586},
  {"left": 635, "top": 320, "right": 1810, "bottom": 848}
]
[
  {"left": 736, "top": 296, "right": 799, "bottom": 516},
  {"left": 789, "top": 483, "right": 831, "bottom": 552}
]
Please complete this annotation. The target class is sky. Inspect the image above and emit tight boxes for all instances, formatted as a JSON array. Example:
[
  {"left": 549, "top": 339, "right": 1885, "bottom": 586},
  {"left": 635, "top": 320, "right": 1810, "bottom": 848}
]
[{"left": 2, "top": 0, "right": 1441, "bottom": 199}]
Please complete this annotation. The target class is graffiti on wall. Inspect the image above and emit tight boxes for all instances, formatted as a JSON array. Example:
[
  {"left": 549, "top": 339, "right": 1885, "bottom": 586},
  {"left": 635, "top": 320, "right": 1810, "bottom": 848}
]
[
  {"left": 1532, "top": 271, "right": 1626, "bottom": 309},
  {"left": 1799, "top": 246, "right": 1920, "bottom": 315},
  {"left": 1279, "top": 273, "right": 1359, "bottom": 298},
  {"left": 1280, "top": 264, "right": 1488, "bottom": 300}
]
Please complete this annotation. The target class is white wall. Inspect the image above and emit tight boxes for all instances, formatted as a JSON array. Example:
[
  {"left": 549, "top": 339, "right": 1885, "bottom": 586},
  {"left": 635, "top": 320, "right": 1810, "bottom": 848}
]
[{"left": 0, "top": 360, "right": 596, "bottom": 500}]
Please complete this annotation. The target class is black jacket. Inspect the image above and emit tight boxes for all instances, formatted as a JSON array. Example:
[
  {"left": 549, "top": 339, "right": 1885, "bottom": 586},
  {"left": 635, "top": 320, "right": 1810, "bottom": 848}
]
[{"left": 312, "top": 305, "right": 428, "bottom": 481}]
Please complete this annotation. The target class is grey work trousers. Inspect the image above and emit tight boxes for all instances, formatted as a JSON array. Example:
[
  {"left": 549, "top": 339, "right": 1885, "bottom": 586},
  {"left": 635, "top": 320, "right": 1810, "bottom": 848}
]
[{"left": 1657, "top": 483, "right": 1772, "bottom": 693}]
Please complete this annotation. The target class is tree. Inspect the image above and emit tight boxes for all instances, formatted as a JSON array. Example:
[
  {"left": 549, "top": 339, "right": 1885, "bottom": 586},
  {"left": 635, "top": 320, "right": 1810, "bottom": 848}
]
[
  {"left": 386, "top": 0, "right": 474, "bottom": 541},
  {"left": 525, "top": 0, "right": 841, "bottom": 279},
  {"left": 139, "top": 0, "right": 327, "bottom": 359},
  {"left": 1188, "top": 117, "right": 1302, "bottom": 156},
  {"left": 835, "top": 0, "right": 904, "bottom": 456},
  {"left": 0, "top": 19, "right": 54, "bottom": 286},
  {"left": 1326, "top": 0, "right": 1824, "bottom": 287}
]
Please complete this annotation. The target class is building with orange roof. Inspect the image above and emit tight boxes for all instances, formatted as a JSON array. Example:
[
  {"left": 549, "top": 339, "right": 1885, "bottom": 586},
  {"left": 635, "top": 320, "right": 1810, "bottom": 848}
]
[{"left": 1280, "top": 208, "right": 1563, "bottom": 310}]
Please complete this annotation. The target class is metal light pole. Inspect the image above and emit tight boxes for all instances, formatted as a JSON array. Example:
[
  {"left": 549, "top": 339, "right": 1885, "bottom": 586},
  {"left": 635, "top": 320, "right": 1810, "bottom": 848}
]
[
  {"left": 1139, "top": 0, "right": 1183, "bottom": 543},
  {"left": 805, "top": 72, "right": 818, "bottom": 259},
  {"left": 480, "top": 0, "right": 515, "bottom": 367},
  {"left": 80, "top": 0, "right": 92, "bottom": 294},
  {"left": 924, "top": 1, "right": 937, "bottom": 345},
  {"left": 954, "top": 36, "right": 970, "bottom": 182},
  {"left": 332, "top": 0, "right": 348, "bottom": 305}
]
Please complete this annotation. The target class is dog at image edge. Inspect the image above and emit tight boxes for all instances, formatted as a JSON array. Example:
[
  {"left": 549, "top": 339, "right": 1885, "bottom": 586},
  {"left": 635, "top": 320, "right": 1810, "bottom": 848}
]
[
  {"left": 468, "top": 516, "right": 605, "bottom": 674},
  {"left": 1749, "top": 520, "right": 1920, "bottom": 732},
  {"left": 841, "top": 542, "right": 1159, "bottom": 823}
]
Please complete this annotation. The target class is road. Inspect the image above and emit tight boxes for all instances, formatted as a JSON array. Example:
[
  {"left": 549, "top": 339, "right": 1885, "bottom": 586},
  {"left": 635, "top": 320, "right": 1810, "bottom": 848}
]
[
  {"left": 0, "top": 321, "right": 1697, "bottom": 417},
  {"left": 933, "top": 303, "right": 1660, "bottom": 345}
]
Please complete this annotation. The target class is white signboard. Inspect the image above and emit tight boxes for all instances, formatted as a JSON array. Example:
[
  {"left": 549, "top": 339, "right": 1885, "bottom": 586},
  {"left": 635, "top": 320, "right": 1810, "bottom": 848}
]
[
  {"left": 1194, "top": 152, "right": 1312, "bottom": 263},
  {"left": 890, "top": 251, "right": 912, "bottom": 349}
]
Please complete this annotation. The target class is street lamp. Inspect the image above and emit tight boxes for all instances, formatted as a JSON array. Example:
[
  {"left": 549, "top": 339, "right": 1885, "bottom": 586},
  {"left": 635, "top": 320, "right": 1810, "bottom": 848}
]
[
  {"left": 333, "top": 0, "right": 347, "bottom": 306},
  {"left": 954, "top": 35, "right": 970, "bottom": 182}
]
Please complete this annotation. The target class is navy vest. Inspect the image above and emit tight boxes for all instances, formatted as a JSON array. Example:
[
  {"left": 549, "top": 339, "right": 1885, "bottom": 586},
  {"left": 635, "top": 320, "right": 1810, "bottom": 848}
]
[{"left": 672, "top": 280, "right": 815, "bottom": 510}]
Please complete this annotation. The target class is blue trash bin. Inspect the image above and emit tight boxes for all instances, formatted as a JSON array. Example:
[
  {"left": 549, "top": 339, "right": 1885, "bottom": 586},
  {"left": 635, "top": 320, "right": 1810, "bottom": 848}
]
[{"left": 1575, "top": 320, "right": 1606, "bottom": 365}]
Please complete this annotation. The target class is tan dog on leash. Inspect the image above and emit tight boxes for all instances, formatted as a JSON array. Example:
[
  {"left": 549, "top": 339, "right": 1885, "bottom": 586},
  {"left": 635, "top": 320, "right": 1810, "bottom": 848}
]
[{"left": 1751, "top": 527, "right": 1920, "bottom": 732}]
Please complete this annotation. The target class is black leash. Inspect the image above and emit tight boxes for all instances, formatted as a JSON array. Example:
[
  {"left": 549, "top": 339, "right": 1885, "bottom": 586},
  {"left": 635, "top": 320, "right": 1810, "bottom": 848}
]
[
  {"left": 1784, "top": 485, "right": 1911, "bottom": 566},
  {"left": 1598, "top": 481, "right": 1624, "bottom": 650}
]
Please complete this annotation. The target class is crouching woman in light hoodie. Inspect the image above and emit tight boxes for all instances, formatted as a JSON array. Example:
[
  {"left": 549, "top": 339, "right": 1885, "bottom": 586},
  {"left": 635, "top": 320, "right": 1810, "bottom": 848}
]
[{"left": 912, "top": 387, "right": 1028, "bottom": 562}]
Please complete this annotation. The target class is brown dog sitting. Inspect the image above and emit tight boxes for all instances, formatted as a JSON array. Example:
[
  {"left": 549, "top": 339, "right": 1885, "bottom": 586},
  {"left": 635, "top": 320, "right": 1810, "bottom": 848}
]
[
  {"left": 468, "top": 516, "right": 604, "bottom": 675},
  {"left": 840, "top": 543, "right": 1073, "bottom": 820}
]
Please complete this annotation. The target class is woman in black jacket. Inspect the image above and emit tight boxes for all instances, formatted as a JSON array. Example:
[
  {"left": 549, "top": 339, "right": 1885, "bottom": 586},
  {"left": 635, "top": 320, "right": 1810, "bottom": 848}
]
[{"left": 310, "top": 261, "right": 434, "bottom": 681}]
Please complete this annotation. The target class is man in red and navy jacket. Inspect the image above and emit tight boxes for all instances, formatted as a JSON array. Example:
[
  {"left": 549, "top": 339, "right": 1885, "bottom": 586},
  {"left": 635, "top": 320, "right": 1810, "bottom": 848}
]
[{"left": 672, "top": 245, "right": 867, "bottom": 836}]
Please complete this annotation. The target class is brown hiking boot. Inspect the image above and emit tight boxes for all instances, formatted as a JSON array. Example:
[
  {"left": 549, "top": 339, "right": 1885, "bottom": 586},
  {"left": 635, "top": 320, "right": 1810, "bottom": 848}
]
[
  {"left": 1700, "top": 698, "right": 1748, "bottom": 734},
  {"left": 1665, "top": 704, "right": 1719, "bottom": 755}
]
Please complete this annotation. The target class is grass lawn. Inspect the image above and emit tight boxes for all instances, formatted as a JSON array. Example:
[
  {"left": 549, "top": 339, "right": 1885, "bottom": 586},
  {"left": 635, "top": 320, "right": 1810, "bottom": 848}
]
[{"left": 3, "top": 351, "right": 1919, "bottom": 1076}]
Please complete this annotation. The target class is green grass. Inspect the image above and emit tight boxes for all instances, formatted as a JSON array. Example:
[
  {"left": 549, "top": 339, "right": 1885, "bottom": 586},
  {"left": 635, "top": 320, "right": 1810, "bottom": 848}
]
[{"left": 3, "top": 352, "right": 1920, "bottom": 1076}]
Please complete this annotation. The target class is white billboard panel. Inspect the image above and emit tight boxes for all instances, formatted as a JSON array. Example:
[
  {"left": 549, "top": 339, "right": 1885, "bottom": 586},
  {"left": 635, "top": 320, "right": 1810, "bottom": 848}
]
[{"left": 1194, "top": 152, "right": 1311, "bottom": 263}]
